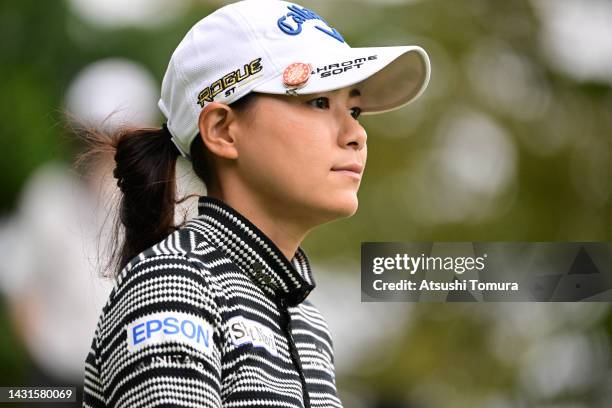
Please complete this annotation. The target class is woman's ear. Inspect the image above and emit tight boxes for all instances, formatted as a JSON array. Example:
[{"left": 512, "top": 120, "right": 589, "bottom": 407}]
[{"left": 197, "top": 102, "right": 239, "bottom": 160}]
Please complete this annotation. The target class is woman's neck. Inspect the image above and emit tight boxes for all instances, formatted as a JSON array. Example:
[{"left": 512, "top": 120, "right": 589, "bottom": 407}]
[{"left": 207, "top": 190, "right": 310, "bottom": 262}]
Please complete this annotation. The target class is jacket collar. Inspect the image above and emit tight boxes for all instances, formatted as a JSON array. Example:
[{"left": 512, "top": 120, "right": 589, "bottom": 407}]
[{"left": 193, "top": 195, "right": 315, "bottom": 306}]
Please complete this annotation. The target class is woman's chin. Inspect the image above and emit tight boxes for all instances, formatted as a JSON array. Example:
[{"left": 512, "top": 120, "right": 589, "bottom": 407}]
[{"left": 318, "top": 193, "right": 359, "bottom": 220}]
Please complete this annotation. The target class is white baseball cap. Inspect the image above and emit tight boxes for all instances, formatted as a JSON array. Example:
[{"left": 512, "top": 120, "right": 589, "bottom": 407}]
[{"left": 158, "top": 0, "right": 431, "bottom": 158}]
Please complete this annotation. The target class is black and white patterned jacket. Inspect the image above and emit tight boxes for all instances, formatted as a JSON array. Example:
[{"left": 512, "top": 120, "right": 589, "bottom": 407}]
[{"left": 83, "top": 196, "right": 342, "bottom": 408}]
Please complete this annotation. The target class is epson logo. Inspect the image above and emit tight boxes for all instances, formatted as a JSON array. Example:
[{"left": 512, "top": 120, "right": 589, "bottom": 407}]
[{"left": 126, "top": 311, "right": 214, "bottom": 354}]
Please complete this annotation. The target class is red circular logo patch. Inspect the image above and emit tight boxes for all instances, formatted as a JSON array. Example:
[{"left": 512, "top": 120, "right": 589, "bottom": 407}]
[{"left": 282, "top": 62, "right": 311, "bottom": 88}]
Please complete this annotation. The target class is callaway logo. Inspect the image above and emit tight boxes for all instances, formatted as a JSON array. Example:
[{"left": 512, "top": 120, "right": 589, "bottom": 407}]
[{"left": 277, "top": 5, "right": 345, "bottom": 43}]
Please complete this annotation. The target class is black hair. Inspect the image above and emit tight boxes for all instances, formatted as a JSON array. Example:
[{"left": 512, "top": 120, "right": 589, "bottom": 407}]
[{"left": 74, "top": 93, "right": 256, "bottom": 277}]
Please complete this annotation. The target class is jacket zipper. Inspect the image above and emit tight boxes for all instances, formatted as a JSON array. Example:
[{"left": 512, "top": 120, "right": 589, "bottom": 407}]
[{"left": 279, "top": 298, "right": 311, "bottom": 408}]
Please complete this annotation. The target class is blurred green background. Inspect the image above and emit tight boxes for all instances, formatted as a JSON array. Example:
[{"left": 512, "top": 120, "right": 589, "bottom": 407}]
[{"left": 1, "top": 0, "right": 611, "bottom": 407}]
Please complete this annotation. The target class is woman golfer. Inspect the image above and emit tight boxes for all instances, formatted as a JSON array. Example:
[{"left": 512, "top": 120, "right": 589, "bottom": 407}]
[{"left": 82, "top": 0, "right": 429, "bottom": 407}]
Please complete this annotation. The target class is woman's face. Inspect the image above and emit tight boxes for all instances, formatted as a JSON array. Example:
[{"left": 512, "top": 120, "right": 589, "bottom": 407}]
[{"left": 232, "top": 86, "right": 367, "bottom": 226}]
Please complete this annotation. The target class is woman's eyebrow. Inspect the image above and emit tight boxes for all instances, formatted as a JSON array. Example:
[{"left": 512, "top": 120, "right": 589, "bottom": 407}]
[
  {"left": 331, "top": 88, "right": 360, "bottom": 98},
  {"left": 304, "top": 88, "right": 361, "bottom": 99},
  {"left": 349, "top": 89, "right": 361, "bottom": 98}
]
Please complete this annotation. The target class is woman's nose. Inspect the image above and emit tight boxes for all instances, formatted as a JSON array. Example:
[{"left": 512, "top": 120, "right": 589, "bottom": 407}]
[{"left": 339, "top": 115, "right": 367, "bottom": 150}]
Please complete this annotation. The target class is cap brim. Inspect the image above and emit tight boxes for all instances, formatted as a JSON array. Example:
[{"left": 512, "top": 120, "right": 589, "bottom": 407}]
[{"left": 252, "top": 45, "right": 430, "bottom": 114}]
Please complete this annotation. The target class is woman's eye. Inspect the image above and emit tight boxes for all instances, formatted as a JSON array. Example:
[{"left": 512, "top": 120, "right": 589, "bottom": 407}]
[
  {"left": 308, "top": 97, "right": 330, "bottom": 109},
  {"left": 306, "top": 97, "right": 361, "bottom": 120}
]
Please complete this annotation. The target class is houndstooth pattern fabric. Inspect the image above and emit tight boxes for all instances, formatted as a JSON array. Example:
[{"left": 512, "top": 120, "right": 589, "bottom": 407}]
[{"left": 83, "top": 196, "right": 342, "bottom": 408}]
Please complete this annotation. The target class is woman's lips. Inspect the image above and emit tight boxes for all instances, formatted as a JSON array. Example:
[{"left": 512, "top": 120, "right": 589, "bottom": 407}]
[{"left": 331, "top": 163, "right": 363, "bottom": 180}]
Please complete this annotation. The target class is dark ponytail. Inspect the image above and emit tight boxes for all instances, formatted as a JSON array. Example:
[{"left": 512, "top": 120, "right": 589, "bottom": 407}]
[
  {"left": 74, "top": 124, "right": 187, "bottom": 278},
  {"left": 112, "top": 125, "right": 180, "bottom": 270},
  {"left": 73, "top": 93, "right": 256, "bottom": 279}
]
